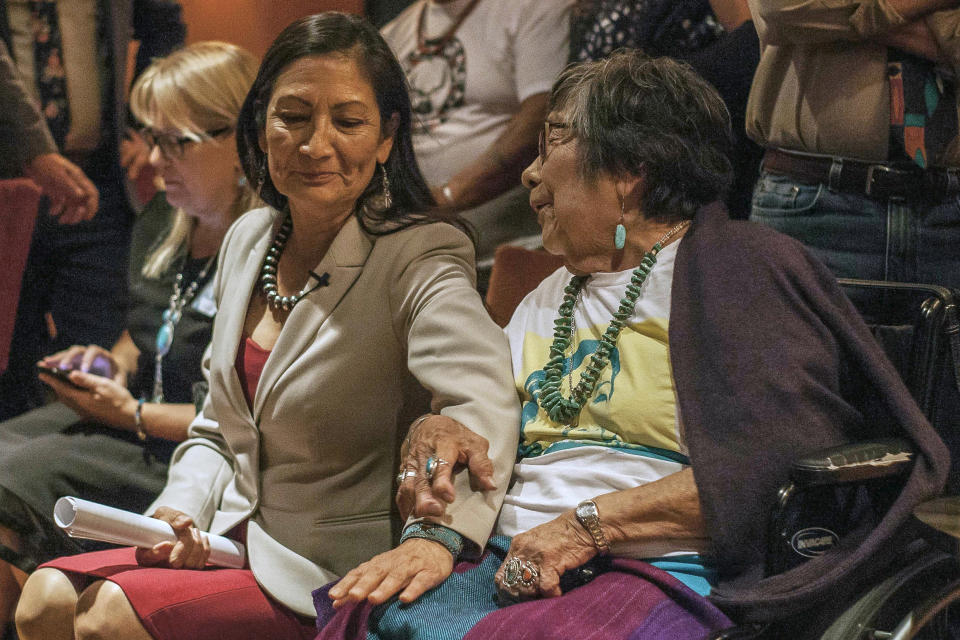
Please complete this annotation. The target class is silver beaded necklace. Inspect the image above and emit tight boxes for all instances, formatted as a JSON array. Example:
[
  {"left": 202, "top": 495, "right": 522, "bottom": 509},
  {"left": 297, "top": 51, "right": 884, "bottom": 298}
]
[
  {"left": 259, "top": 213, "right": 330, "bottom": 311},
  {"left": 153, "top": 254, "right": 216, "bottom": 402}
]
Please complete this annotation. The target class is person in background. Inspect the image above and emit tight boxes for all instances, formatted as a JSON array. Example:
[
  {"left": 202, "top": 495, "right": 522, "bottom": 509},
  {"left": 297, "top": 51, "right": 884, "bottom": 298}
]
[
  {"left": 747, "top": 0, "right": 960, "bottom": 287},
  {"left": 381, "top": 0, "right": 573, "bottom": 272},
  {"left": 0, "top": 0, "right": 186, "bottom": 421},
  {"left": 318, "top": 51, "right": 947, "bottom": 640},
  {"left": 0, "top": 40, "right": 258, "bottom": 638},
  {"left": 364, "top": 0, "right": 414, "bottom": 27},
  {"left": 15, "top": 13, "right": 519, "bottom": 640},
  {"left": 0, "top": 40, "right": 97, "bottom": 223},
  {"left": 569, "top": 0, "right": 729, "bottom": 61},
  {"left": 569, "top": 0, "right": 761, "bottom": 219}
]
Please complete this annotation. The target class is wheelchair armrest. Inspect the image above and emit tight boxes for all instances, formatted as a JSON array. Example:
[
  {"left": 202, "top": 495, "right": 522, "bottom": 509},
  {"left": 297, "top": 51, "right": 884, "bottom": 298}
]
[
  {"left": 914, "top": 497, "right": 960, "bottom": 554},
  {"left": 790, "top": 438, "right": 914, "bottom": 487}
]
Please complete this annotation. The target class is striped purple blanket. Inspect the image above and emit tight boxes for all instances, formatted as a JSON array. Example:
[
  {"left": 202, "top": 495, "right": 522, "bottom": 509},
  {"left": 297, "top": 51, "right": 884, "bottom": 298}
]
[{"left": 313, "top": 536, "right": 731, "bottom": 640}]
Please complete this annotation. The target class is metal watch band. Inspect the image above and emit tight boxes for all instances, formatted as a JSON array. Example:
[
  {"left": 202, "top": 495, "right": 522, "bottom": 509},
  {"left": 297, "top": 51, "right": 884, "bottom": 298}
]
[{"left": 575, "top": 499, "right": 610, "bottom": 555}]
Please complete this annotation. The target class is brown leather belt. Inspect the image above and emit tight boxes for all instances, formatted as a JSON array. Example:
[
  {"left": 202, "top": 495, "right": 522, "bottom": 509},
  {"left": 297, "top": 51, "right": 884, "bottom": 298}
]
[{"left": 762, "top": 148, "right": 960, "bottom": 201}]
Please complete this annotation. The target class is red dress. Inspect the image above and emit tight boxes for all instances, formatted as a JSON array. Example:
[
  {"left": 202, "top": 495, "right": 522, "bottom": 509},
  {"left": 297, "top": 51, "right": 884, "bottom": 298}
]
[{"left": 41, "top": 337, "right": 316, "bottom": 640}]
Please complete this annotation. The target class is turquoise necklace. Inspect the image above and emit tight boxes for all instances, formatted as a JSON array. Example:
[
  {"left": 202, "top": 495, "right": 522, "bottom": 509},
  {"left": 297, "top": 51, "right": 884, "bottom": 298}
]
[
  {"left": 537, "top": 220, "right": 691, "bottom": 423},
  {"left": 153, "top": 254, "right": 216, "bottom": 402}
]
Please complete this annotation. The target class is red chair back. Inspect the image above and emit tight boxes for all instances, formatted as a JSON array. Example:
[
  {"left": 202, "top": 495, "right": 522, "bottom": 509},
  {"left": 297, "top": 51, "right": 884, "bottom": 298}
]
[
  {"left": 0, "top": 179, "right": 42, "bottom": 373},
  {"left": 484, "top": 245, "right": 564, "bottom": 327}
]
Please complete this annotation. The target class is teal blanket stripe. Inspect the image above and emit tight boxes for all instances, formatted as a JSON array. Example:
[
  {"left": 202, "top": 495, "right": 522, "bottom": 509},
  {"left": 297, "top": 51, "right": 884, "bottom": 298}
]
[{"left": 313, "top": 536, "right": 731, "bottom": 640}]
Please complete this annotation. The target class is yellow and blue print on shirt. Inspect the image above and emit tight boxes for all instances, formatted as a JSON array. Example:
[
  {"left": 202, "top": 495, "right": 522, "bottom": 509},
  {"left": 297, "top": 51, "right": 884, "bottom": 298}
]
[{"left": 504, "top": 242, "right": 684, "bottom": 462}]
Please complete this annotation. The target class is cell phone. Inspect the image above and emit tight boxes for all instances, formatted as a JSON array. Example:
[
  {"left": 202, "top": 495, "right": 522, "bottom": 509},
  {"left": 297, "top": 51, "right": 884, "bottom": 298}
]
[{"left": 37, "top": 365, "right": 85, "bottom": 389}]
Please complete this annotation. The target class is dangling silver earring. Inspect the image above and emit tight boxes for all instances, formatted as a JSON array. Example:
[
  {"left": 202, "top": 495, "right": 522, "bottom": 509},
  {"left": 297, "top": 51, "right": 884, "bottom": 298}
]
[
  {"left": 237, "top": 173, "right": 248, "bottom": 188},
  {"left": 380, "top": 163, "right": 393, "bottom": 210},
  {"left": 256, "top": 162, "right": 267, "bottom": 194},
  {"left": 615, "top": 196, "right": 626, "bottom": 250}
]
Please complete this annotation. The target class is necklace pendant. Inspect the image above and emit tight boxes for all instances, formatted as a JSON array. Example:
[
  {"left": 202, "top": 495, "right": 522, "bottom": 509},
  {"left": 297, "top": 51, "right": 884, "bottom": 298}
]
[{"left": 155, "top": 321, "right": 175, "bottom": 358}]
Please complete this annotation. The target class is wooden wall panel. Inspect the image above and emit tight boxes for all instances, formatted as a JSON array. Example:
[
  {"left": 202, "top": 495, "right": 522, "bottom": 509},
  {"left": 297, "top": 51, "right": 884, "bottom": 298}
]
[{"left": 180, "top": 0, "right": 364, "bottom": 58}]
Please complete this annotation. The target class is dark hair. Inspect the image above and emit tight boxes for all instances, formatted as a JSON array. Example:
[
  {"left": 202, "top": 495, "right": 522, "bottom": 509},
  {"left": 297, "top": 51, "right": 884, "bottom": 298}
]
[
  {"left": 236, "top": 12, "right": 436, "bottom": 233},
  {"left": 552, "top": 50, "right": 733, "bottom": 222}
]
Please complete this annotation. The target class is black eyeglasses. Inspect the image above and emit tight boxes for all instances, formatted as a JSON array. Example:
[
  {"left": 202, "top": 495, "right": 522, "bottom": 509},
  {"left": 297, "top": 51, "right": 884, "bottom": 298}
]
[
  {"left": 538, "top": 121, "right": 569, "bottom": 164},
  {"left": 140, "top": 126, "right": 233, "bottom": 159}
]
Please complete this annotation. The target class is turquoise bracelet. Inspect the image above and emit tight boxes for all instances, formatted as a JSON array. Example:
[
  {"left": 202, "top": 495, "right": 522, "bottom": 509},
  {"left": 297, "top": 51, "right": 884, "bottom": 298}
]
[{"left": 400, "top": 522, "right": 464, "bottom": 559}]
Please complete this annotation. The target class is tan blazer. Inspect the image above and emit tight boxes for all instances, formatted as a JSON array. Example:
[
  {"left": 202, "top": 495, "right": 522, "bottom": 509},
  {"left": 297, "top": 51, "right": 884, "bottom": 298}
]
[{"left": 148, "top": 207, "right": 520, "bottom": 616}]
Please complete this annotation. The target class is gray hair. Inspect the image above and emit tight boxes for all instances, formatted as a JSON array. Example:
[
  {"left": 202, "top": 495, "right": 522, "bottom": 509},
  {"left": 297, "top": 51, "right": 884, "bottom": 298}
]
[{"left": 552, "top": 50, "right": 733, "bottom": 222}]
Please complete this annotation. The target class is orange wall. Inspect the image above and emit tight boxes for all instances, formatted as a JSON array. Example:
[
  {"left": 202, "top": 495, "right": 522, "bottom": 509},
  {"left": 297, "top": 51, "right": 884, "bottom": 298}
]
[{"left": 180, "top": 0, "right": 364, "bottom": 59}]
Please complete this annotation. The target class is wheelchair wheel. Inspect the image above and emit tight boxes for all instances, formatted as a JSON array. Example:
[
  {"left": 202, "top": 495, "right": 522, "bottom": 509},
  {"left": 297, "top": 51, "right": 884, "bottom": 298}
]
[
  {"left": 885, "top": 577, "right": 960, "bottom": 639},
  {"left": 820, "top": 551, "right": 960, "bottom": 640}
]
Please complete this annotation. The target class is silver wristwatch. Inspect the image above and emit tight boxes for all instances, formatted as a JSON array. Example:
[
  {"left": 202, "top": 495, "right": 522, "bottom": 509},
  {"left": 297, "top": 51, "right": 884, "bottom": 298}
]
[{"left": 575, "top": 499, "right": 610, "bottom": 555}]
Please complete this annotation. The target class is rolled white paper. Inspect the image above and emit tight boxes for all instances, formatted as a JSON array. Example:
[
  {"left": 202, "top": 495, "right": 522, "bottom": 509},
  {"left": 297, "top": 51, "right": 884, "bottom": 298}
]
[{"left": 54, "top": 496, "right": 246, "bottom": 569}]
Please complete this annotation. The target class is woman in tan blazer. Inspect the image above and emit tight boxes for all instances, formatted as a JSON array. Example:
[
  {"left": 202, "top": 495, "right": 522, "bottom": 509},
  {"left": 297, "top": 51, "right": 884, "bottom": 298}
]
[{"left": 16, "top": 13, "right": 519, "bottom": 640}]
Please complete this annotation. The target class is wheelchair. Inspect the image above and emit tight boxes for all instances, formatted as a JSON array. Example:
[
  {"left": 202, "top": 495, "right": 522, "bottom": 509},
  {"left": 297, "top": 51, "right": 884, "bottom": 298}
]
[{"left": 716, "top": 279, "right": 960, "bottom": 640}]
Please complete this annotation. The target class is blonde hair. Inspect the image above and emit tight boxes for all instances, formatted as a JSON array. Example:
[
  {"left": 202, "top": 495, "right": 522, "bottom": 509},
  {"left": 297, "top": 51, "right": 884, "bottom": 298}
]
[{"left": 130, "top": 41, "right": 261, "bottom": 278}]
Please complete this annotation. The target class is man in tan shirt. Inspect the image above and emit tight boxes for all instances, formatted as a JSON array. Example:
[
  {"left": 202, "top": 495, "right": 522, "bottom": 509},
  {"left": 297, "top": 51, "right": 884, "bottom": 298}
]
[{"left": 746, "top": 0, "right": 960, "bottom": 289}]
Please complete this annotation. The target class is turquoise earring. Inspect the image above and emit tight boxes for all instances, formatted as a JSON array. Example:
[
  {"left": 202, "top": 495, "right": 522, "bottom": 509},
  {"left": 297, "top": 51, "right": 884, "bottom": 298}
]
[{"left": 614, "top": 197, "right": 626, "bottom": 250}]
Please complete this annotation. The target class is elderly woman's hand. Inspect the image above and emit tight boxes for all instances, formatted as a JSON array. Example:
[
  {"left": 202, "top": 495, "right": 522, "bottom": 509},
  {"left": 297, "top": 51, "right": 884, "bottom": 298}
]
[
  {"left": 495, "top": 510, "right": 597, "bottom": 601},
  {"left": 135, "top": 507, "right": 211, "bottom": 569},
  {"left": 328, "top": 538, "right": 454, "bottom": 607},
  {"left": 397, "top": 414, "right": 498, "bottom": 520}
]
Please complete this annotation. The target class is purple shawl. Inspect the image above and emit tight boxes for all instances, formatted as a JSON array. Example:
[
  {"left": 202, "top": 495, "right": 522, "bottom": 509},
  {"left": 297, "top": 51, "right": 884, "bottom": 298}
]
[{"left": 671, "top": 203, "right": 950, "bottom": 621}]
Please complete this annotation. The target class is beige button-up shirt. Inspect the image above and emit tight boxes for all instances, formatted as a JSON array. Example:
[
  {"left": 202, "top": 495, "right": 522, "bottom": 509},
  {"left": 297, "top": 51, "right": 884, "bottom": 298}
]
[
  {"left": 8, "top": 0, "right": 102, "bottom": 153},
  {"left": 746, "top": 0, "right": 960, "bottom": 166}
]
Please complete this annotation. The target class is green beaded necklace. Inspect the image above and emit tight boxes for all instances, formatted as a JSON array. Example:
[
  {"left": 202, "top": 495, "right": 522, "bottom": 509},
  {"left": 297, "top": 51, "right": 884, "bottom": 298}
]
[{"left": 538, "top": 219, "right": 691, "bottom": 423}]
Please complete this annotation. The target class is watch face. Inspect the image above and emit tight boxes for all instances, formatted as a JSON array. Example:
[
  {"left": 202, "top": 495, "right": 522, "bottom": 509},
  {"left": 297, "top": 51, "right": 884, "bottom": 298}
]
[{"left": 576, "top": 501, "right": 598, "bottom": 522}]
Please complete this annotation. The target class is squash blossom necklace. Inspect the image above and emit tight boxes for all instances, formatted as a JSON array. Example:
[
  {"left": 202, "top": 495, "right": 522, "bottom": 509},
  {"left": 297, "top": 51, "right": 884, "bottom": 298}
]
[{"left": 538, "top": 219, "right": 691, "bottom": 423}]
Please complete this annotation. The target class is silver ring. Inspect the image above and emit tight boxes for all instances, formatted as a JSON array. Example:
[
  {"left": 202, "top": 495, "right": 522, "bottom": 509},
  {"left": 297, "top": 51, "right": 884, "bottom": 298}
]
[
  {"left": 501, "top": 556, "right": 539, "bottom": 589},
  {"left": 396, "top": 469, "right": 417, "bottom": 484},
  {"left": 424, "top": 455, "right": 449, "bottom": 481}
]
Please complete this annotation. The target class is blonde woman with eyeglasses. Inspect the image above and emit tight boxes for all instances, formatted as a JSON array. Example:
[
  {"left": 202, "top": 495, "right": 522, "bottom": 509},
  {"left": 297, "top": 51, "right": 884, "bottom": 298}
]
[{"left": 0, "top": 41, "right": 258, "bottom": 635}]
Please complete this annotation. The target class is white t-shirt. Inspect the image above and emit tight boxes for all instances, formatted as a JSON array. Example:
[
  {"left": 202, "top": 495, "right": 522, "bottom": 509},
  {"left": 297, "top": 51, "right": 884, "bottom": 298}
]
[
  {"left": 497, "top": 242, "right": 709, "bottom": 560},
  {"left": 381, "top": 0, "right": 572, "bottom": 184}
]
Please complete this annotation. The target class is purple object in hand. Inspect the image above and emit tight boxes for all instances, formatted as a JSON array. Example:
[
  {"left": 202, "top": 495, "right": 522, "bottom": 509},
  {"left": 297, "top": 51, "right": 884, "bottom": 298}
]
[
  {"left": 51, "top": 353, "right": 113, "bottom": 377},
  {"left": 85, "top": 354, "right": 113, "bottom": 377}
]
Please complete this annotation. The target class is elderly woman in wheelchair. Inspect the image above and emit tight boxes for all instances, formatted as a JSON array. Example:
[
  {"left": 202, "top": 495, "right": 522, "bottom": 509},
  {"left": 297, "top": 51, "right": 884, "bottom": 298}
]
[{"left": 316, "top": 51, "right": 951, "bottom": 640}]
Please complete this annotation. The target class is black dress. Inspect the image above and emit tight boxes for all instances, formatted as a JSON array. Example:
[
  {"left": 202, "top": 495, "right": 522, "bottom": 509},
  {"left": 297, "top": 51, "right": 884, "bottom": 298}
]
[{"left": 0, "top": 194, "right": 216, "bottom": 572}]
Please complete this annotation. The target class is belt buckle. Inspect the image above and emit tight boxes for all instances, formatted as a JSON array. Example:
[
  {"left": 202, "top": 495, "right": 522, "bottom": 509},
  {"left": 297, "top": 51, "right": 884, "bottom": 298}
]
[
  {"left": 828, "top": 158, "right": 843, "bottom": 192},
  {"left": 865, "top": 164, "right": 892, "bottom": 197},
  {"left": 945, "top": 167, "right": 960, "bottom": 195}
]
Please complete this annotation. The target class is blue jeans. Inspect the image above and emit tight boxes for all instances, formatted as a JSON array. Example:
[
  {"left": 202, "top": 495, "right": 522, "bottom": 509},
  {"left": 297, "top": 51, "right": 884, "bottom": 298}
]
[{"left": 750, "top": 171, "right": 960, "bottom": 289}]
